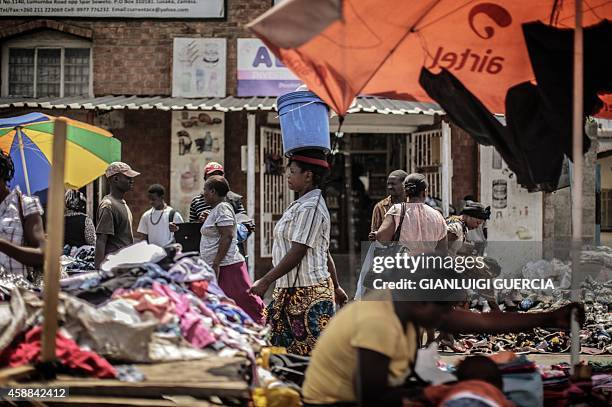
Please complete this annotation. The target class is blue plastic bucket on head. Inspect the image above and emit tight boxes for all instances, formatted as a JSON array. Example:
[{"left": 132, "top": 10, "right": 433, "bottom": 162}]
[{"left": 277, "top": 91, "right": 330, "bottom": 156}]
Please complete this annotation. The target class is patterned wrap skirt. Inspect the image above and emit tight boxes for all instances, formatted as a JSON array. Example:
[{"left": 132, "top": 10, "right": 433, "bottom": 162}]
[{"left": 266, "top": 277, "right": 335, "bottom": 356}]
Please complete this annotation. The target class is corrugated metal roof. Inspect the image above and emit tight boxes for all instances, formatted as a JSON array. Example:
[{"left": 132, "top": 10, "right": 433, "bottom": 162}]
[{"left": 0, "top": 95, "right": 443, "bottom": 115}]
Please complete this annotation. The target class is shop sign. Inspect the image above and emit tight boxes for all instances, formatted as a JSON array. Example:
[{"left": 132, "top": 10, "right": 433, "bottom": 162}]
[
  {"left": 1, "top": 0, "right": 224, "bottom": 19},
  {"left": 237, "top": 38, "right": 302, "bottom": 96}
]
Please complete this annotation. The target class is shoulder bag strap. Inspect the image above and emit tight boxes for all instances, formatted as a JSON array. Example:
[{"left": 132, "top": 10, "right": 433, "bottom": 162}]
[{"left": 168, "top": 208, "right": 177, "bottom": 224}]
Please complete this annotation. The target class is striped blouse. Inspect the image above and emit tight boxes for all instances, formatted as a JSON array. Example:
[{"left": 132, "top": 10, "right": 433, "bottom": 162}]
[{"left": 272, "top": 189, "right": 330, "bottom": 288}]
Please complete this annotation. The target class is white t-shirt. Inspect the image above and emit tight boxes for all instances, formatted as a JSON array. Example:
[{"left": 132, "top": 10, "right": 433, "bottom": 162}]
[
  {"left": 200, "top": 202, "right": 244, "bottom": 267},
  {"left": 137, "top": 206, "right": 184, "bottom": 247}
]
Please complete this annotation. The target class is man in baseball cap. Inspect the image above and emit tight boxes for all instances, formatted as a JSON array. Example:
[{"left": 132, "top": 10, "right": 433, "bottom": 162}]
[
  {"left": 94, "top": 162, "right": 140, "bottom": 268},
  {"left": 190, "top": 161, "right": 247, "bottom": 223},
  {"left": 105, "top": 161, "right": 140, "bottom": 178},
  {"left": 203, "top": 161, "right": 224, "bottom": 178}
]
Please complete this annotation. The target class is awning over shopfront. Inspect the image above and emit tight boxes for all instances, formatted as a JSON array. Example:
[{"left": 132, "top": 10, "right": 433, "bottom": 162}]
[{"left": 0, "top": 96, "right": 443, "bottom": 115}]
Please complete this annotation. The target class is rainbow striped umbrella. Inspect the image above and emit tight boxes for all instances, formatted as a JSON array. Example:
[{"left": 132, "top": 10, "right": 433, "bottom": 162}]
[{"left": 0, "top": 112, "right": 121, "bottom": 195}]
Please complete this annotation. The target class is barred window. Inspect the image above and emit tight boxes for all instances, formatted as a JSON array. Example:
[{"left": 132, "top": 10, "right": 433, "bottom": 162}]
[{"left": 8, "top": 47, "right": 91, "bottom": 98}]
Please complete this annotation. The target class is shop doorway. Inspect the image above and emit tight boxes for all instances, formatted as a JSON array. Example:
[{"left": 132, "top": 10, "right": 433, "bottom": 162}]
[{"left": 326, "top": 133, "right": 407, "bottom": 255}]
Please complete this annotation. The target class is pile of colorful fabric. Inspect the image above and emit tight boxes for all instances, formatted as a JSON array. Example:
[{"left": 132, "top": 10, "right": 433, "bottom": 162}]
[{"left": 0, "top": 243, "right": 269, "bottom": 382}]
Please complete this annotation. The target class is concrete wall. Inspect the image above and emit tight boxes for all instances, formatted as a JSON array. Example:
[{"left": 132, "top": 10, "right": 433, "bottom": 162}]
[{"left": 543, "top": 139, "right": 598, "bottom": 244}]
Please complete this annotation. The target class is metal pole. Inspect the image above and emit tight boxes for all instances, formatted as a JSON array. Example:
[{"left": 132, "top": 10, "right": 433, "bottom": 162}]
[
  {"left": 247, "top": 113, "right": 256, "bottom": 281},
  {"left": 570, "top": 0, "right": 583, "bottom": 372},
  {"left": 16, "top": 128, "right": 32, "bottom": 196},
  {"left": 441, "top": 121, "right": 452, "bottom": 217},
  {"left": 345, "top": 136, "right": 355, "bottom": 279}
]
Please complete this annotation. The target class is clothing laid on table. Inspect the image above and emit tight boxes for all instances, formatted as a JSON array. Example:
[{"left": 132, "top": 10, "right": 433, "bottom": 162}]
[
  {"left": 302, "top": 290, "right": 420, "bottom": 405},
  {"left": 0, "top": 325, "right": 116, "bottom": 378},
  {"left": 200, "top": 202, "right": 244, "bottom": 267},
  {"left": 272, "top": 189, "right": 330, "bottom": 288},
  {"left": 386, "top": 202, "right": 447, "bottom": 254},
  {"left": 267, "top": 277, "right": 335, "bottom": 356},
  {"left": 0, "top": 186, "right": 43, "bottom": 278},
  {"left": 137, "top": 206, "right": 184, "bottom": 247},
  {"left": 65, "top": 210, "right": 96, "bottom": 247},
  {"left": 96, "top": 194, "right": 134, "bottom": 256}
]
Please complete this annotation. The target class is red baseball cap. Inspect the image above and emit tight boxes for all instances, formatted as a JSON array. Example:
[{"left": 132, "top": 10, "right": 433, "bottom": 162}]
[{"left": 204, "top": 161, "right": 224, "bottom": 176}]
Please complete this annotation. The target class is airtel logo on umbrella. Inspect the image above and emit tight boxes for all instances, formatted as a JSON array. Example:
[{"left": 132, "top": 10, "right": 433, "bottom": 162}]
[
  {"left": 468, "top": 3, "right": 513, "bottom": 39},
  {"left": 426, "top": 3, "right": 512, "bottom": 75}
]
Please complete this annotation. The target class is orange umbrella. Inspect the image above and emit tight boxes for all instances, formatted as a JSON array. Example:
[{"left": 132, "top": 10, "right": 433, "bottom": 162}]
[{"left": 248, "top": 0, "right": 611, "bottom": 117}]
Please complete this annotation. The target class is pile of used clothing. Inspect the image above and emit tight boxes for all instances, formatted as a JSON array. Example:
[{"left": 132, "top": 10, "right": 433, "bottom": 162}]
[
  {"left": 61, "top": 244, "right": 96, "bottom": 274},
  {"left": 0, "top": 242, "right": 269, "bottom": 382},
  {"left": 0, "top": 267, "right": 39, "bottom": 301}
]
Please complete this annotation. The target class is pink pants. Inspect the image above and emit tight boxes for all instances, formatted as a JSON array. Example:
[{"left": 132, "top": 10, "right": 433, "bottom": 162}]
[{"left": 218, "top": 261, "right": 265, "bottom": 325}]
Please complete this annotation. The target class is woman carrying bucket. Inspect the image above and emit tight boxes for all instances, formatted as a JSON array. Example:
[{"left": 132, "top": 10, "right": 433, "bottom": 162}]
[
  {"left": 249, "top": 89, "right": 347, "bottom": 355},
  {"left": 249, "top": 149, "right": 348, "bottom": 355}
]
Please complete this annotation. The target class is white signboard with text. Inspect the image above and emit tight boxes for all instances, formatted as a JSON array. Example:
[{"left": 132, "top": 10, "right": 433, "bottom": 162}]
[
  {"left": 172, "top": 38, "right": 226, "bottom": 98},
  {"left": 170, "top": 111, "right": 224, "bottom": 219},
  {"left": 1, "top": 0, "right": 224, "bottom": 19}
]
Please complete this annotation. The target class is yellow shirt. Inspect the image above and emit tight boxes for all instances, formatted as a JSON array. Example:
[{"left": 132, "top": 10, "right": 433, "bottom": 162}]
[{"left": 301, "top": 292, "right": 419, "bottom": 404}]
